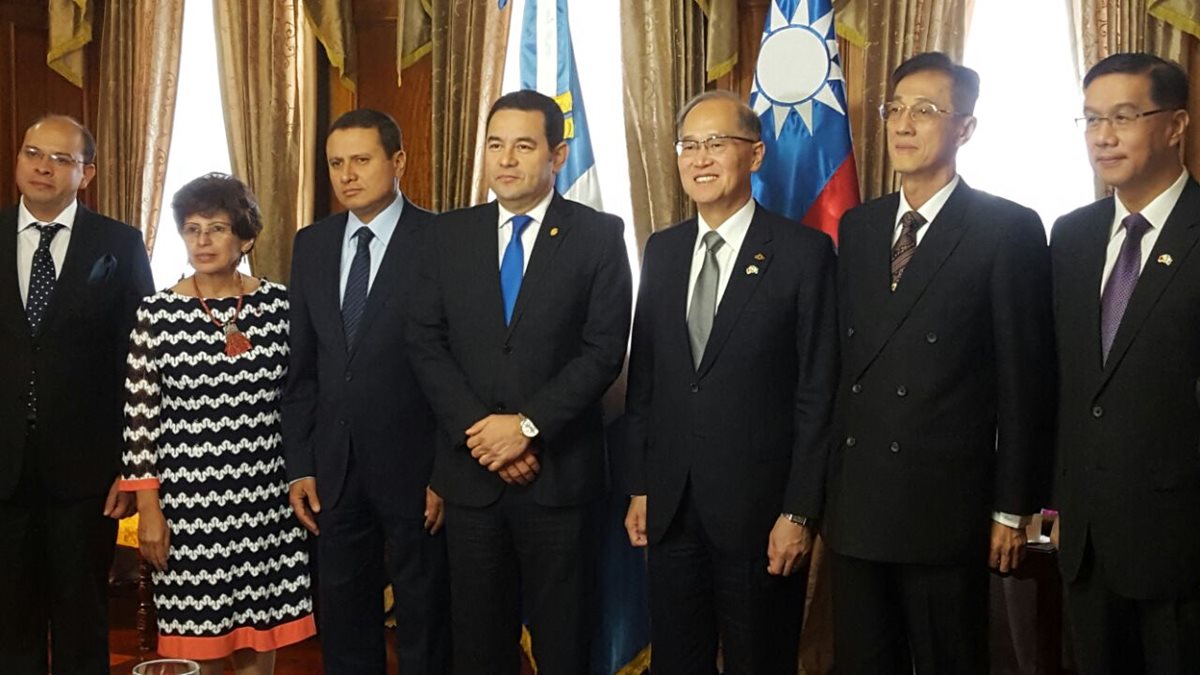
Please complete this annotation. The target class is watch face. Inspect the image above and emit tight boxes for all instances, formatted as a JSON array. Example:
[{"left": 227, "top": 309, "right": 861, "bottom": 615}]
[{"left": 521, "top": 418, "right": 538, "bottom": 437}]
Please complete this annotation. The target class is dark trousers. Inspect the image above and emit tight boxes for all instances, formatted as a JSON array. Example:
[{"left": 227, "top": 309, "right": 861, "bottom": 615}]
[
  {"left": 1067, "top": 537, "right": 1200, "bottom": 675},
  {"left": 0, "top": 424, "right": 116, "bottom": 675},
  {"left": 647, "top": 493, "right": 806, "bottom": 675},
  {"left": 444, "top": 486, "right": 594, "bottom": 675},
  {"left": 831, "top": 549, "right": 989, "bottom": 675},
  {"left": 316, "top": 455, "right": 450, "bottom": 675}
]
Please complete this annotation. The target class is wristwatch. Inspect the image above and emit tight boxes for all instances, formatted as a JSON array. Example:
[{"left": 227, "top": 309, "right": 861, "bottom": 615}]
[
  {"left": 781, "top": 512, "right": 813, "bottom": 528},
  {"left": 517, "top": 413, "right": 540, "bottom": 439}
]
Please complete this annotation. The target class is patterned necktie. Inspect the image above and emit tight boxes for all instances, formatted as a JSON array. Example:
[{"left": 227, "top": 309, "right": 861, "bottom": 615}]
[
  {"left": 26, "top": 222, "right": 64, "bottom": 333},
  {"left": 342, "top": 226, "right": 374, "bottom": 350},
  {"left": 500, "top": 214, "right": 533, "bottom": 325},
  {"left": 890, "top": 210, "right": 927, "bottom": 291},
  {"left": 1100, "top": 212, "right": 1151, "bottom": 363},
  {"left": 687, "top": 230, "right": 725, "bottom": 368}
]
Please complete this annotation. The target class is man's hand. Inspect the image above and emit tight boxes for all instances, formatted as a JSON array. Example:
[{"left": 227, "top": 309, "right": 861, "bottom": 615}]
[
  {"left": 466, "top": 414, "right": 530, "bottom": 471},
  {"left": 767, "top": 516, "right": 813, "bottom": 576},
  {"left": 1049, "top": 516, "right": 1060, "bottom": 550},
  {"left": 625, "top": 495, "right": 648, "bottom": 547},
  {"left": 497, "top": 450, "right": 541, "bottom": 485},
  {"left": 103, "top": 477, "right": 135, "bottom": 519},
  {"left": 424, "top": 486, "right": 445, "bottom": 534},
  {"left": 137, "top": 498, "right": 170, "bottom": 572},
  {"left": 989, "top": 521, "right": 1027, "bottom": 573},
  {"left": 289, "top": 478, "right": 322, "bottom": 535}
]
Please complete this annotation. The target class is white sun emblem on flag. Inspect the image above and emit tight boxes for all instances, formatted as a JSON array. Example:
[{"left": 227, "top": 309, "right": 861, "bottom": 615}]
[{"left": 751, "top": 0, "right": 846, "bottom": 139}]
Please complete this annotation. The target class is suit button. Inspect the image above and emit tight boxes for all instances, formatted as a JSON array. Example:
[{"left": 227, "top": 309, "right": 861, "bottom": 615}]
[
  {"left": 896, "top": 385, "right": 907, "bottom": 397},
  {"left": 851, "top": 383, "right": 862, "bottom": 394},
  {"left": 496, "top": 402, "right": 507, "bottom": 412},
  {"left": 502, "top": 345, "right": 512, "bottom": 355},
  {"left": 689, "top": 383, "right": 699, "bottom": 393},
  {"left": 1091, "top": 405, "right": 1104, "bottom": 418},
  {"left": 926, "top": 332, "right": 938, "bottom": 344},
  {"left": 845, "top": 436, "right": 857, "bottom": 447},
  {"left": 338, "top": 419, "right": 348, "bottom": 427},
  {"left": 344, "top": 371, "right": 353, "bottom": 382},
  {"left": 847, "top": 327, "right": 856, "bottom": 337},
  {"left": 890, "top": 441, "right": 901, "bottom": 453}
]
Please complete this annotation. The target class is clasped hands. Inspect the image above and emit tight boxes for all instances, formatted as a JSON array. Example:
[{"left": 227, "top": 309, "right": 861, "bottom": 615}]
[{"left": 466, "top": 414, "right": 540, "bottom": 485}]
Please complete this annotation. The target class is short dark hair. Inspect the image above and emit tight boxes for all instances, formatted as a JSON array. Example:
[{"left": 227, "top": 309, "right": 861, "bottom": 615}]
[
  {"left": 891, "top": 52, "right": 981, "bottom": 115},
  {"left": 172, "top": 173, "right": 263, "bottom": 242},
  {"left": 676, "top": 90, "right": 762, "bottom": 140},
  {"left": 487, "top": 90, "right": 565, "bottom": 148},
  {"left": 329, "top": 108, "right": 404, "bottom": 156},
  {"left": 32, "top": 114, "right": 96, "bottom": 164},
  {"left": 1083, "top": 52, "right": 1189, "bottom": 111}
]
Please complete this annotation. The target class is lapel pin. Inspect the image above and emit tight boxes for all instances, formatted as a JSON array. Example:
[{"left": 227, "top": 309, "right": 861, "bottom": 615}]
[
  {"left": 754, "top": 253, "right": 765, "bottom": 261},
  {"left": 549, "top": 227, "right": 559, "bottom": 237},
  {"left": 1157, "top": 254, "right": 1173, "bottom": 266},
  {"left": 746, "top": 265, "right": 759, "bottom": 275}
]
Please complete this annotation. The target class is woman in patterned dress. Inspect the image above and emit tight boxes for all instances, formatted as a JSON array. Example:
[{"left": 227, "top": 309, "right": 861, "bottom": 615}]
[{"left": 120, "top": 173, "right": 315, "bottom": 674}]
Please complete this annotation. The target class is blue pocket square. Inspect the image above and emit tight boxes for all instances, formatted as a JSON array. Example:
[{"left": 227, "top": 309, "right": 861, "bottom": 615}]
[{"left": 88, "top": 254, "right": 118, "bottom": 284}]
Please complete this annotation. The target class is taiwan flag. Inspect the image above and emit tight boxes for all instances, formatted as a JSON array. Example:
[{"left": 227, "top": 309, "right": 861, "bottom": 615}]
[{"left": 750, "top": 0, "right": 859, "bottom": 241}]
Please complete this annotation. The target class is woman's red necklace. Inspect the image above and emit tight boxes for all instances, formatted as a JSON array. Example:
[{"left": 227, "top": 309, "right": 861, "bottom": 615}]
[{"left": 194, "top": 272, "right": 253, "bottom": 357}]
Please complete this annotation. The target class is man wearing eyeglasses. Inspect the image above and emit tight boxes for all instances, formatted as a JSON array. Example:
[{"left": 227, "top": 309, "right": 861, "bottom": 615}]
[
  {"left": 1052, "top": 52, "right": 1199, "bottom": 674},
  {"left": 822, "top": 52, "right": 1056, "bottom": 674},
  {"left": 622, "top": 90, "right": 838, "bottom": 673},
  {"left": 0, "top": 114, "right": 153, "bottom": 673}
]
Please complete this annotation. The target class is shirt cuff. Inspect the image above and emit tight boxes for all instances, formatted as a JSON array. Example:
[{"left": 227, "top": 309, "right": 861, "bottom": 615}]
[
  {"left": 289, "top": 476, "right": 314, "bottom": 486},
  {"left": 991, "top": 511, "right": 1030, "bottom": 528}
]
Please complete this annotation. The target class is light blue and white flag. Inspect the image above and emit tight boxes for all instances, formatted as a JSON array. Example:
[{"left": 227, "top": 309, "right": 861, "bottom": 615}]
[{"left": 517, "top": 0, "right": 603, "bottom": 209}]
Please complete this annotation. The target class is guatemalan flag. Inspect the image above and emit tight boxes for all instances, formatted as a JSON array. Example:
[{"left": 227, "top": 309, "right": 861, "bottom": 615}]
[
  {"left": 515, "top": 0, "right": 603, "bottom": 209},
  {"left": 750, "top": 0, "right": 860, "bottom": 240}
]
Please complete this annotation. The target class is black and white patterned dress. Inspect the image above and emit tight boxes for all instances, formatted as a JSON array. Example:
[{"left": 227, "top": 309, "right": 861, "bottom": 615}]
[{"left": 120, "top": 280, "right": 315, "bottom": 659}]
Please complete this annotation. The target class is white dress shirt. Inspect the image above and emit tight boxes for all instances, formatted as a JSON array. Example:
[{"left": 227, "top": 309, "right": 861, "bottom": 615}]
[
  {"left": 17, "top": 197, "right": 78, "bottom": 307},
  {"left": 892, "top": 175, "right": 960, "bottom": 246},
  {"left": 338, "top": 193, "right": 404, "bottom": 306},
  {"left": 1100, "top": 169, "right": 1189, "bottom": 294},
  {"left": 496, "top": 189, "right": 554, "bottom": 272},
  {"left": 686, "top": 198, "right": 756, "bottom": 318}
]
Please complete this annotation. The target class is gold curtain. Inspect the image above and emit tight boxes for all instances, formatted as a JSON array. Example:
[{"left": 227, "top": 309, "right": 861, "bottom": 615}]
[
  {"left": 398, "top": 0, "right": 433, "bottom": 85},
  {"left": 47, "top": 0, "right": 93, "bottom": 87},
  {"left": 95, "top": 0, "right": 183, "bottom": 255},
  {"left": 214, "top": 0, "right": 317, "bottom": 285},
  {"left": 835, "top": 0, "right": 975, "bottom": 200},
  {"left": 695, "top": 0, "right": 739, "bottom": 82},
  {"left": 303, "top": 0, "right": 357, "bottom": 91},
  {"left": 1071, "top": 0, "right": 1199, "bottom": 180},
  {"left": 621, "top": 0, "right": 705, "bottom": 252},
  {"left": 429, "top": 1, "right": 511, "bottom": 211}
]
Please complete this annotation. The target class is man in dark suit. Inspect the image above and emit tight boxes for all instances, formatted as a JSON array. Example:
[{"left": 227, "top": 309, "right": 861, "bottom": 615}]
[
  {"left": 621, "top": 90, "right": 839, "bottom": 674},
  {"left": 822, "top": 52, "right": 1056, "bottom": 674},
  {"left": 0, "top": 115, "right": 153, "bottom": 673},
  {"left": 408, "top": 90, "right": 632, "bottom": 674},
  {"left": 283, "top": 109, "right": 448, "bottom": 674},
  {"left": 1052, "top": 53, "right": 1199, "bottom": 675}
]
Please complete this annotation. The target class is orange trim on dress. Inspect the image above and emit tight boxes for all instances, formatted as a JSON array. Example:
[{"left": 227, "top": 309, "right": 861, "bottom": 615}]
[
  {"left": 156, "top": 614, "right": 316, "bottom": 660},
  {"left": 119, "top": 478, "right": 161, "bottom": 491}
]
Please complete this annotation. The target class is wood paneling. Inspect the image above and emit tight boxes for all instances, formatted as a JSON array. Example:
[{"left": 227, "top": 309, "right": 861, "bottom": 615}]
[
  {"left": 317, "top": 0, "right": 433, "bottom": 218},
  {"left": 0, "top": 0, "right": 102, "bottom": 209}
]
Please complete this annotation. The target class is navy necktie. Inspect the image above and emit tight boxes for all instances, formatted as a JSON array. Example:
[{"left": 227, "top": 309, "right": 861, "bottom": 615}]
[
  {"left": 27, "top": 222, "right": 64, "bottom": 333},
  {"left": 342, "top": 226, "right": 374, "bottom": 350},
  {"left": 1100, "top": 212, "right": 1151, "bottom": 363},
  {"left": 500, "top": 215, "right": 533, "bottom": 325}
]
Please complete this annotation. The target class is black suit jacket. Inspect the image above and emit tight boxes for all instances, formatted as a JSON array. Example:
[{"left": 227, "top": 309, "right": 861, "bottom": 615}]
[
  {"left": 823, "top": 181, "right": 1056, "bottom": 565},
  {"left": 408, "top": 192, "right": 632, "bottom": 508},
  {"left": 0, "top": 203, "right": 153, "bottom": 500},
  {"left": 282, "top": 199, "right": 437, "bottom": 515},
  {"left": 623, "top": 204, "right": 839, "bottom": 555},
  {"left": 1051, "top": 177, "right": 1200, "bottom": 599}
]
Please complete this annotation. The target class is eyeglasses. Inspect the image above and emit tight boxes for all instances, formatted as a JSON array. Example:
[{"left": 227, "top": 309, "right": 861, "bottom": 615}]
[
  {"left": 181, "top": 223, "right": 235, "bottom": 240},
  {"left": 879, "top": 101, "right": 967, "bottom": 123},
  {"left": 21, "top": 146, "right": 88, "bottom": 168},
  {"left": 674, "top": 135, "right": 758, "bottom": 156},
  {"left": 1074, "top": 108, "right": 1173, "bottom": 131}
]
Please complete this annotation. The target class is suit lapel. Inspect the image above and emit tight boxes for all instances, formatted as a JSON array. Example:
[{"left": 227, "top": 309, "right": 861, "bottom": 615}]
[
  {"left": 1098, "top": 179, "right": 1200, "bottom": 387},
  {"left": 318, "top": 213, "right": 351, "bottom": 357},
  {"left": 696, "top": 208, "right": 772, "bottom": 378},
  {"left": 349, "top": 200, "right": 413, "bottom": 361},
  {"left": 39, "top": 206, "right": 101, "bottom": 336},
  {"left": 665, "top": 220, "right": 699, "bottom": 368},
  {"left": 1078, "top": 200, "right": 1115, "bottom": 374},
  {"left": 507, "top": 194, "right": 569, "bottom": 337},
  {"left": 0, "top": 207, "right": 27, "bottom": 340}
]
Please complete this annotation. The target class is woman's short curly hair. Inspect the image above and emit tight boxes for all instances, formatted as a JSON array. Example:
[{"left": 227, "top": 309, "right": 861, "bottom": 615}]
[{"left": 171, "top": 173, "right": 263, "bottom": 243}]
